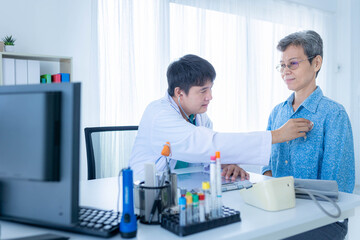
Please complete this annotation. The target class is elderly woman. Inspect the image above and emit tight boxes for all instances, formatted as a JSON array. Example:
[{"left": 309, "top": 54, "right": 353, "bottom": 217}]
[{"left": 263, "top": 30, "right": 354, "bottom": 240}]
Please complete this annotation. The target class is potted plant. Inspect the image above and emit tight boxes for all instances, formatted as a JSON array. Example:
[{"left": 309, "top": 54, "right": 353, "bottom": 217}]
[{"left": 2, "top": 35, "right": 16, "bottom": 52}]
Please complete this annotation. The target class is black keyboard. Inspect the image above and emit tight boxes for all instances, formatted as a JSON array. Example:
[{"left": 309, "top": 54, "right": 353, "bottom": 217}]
[
  {"left": 71, "top": 206, "right": 120, "bottom": 238},
  {"left": 1, "top": 206, "right": 121, "bottom": 238}
]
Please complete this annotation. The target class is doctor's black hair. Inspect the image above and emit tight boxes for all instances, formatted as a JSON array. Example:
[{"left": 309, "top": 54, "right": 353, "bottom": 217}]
[
  {"left": 277, "top": 30, "right": 323, "bottom": 78},
  {"left": 167, "top": 54, "right": 216, "bottom": 96}
]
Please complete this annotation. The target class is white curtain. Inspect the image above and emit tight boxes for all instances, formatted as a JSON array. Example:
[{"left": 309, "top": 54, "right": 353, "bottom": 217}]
[
  {"left": 169, "top": 0, "right": 333, "bottom": 131},
  {"left": 97, "top": 0, "right": 333, "bottom": 176},
  {"left": 98, "top": 0, "right": 170, "bottom": 126},
  {"left": 97, "top": 0, "right": 170, "bottom": 175}
]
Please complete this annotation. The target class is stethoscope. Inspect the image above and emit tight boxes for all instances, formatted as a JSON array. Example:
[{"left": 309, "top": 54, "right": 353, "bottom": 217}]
[
  {"left": 167, "top": 93, "right": 196, "bottom": 125},
  {"left": 177, "top": 95, "right": 196, "bottom": 125}
]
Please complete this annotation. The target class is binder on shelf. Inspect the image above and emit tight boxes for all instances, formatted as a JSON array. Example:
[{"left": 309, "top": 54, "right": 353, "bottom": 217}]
[
  {"left": 52, "top": 74, "right": 61, "bottom": 83},
  {"left": 27, "top": 60, "right": 40, "bottom": 84},
  {"left": 2, "top": 58, "right": 15, "bottom": 85},
  {"left": 40, "top": 74, "right": 51, "bottom": 84},
  {"left": 15, "top": 59, "right": 28, "bottom": 85},
  {"left": 60, "top": 73, "right": 70, "bottom": 82}
]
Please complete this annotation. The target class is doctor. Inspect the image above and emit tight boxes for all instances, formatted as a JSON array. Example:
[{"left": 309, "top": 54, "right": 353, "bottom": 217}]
[{"left": 129, "top": 54, "right": 312, "bottom": 181}]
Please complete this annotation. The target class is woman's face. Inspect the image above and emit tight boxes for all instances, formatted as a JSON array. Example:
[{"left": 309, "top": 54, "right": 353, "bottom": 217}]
[{"left": 280, "top": 45, "right": 320, "bottom": 93}]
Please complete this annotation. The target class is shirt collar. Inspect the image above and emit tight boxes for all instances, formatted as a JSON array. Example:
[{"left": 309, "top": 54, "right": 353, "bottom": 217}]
[{"left": 284, "top": 86, "right": 323, "bottom": 113}]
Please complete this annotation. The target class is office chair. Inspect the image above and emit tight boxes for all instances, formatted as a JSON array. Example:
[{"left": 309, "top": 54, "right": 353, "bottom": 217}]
[{"left": 84, "top": 126, "right": 138, "bottom": 180}]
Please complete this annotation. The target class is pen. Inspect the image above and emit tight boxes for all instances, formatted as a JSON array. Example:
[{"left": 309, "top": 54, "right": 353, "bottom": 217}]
[{"left": 162, "top": 142, "right": 172, "bottom": 182}]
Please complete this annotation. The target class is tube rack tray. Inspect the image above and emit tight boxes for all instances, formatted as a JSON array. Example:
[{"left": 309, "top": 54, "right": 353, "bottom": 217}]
[{"left": 161, "top": 206, "right": 241, "bottom": 236}]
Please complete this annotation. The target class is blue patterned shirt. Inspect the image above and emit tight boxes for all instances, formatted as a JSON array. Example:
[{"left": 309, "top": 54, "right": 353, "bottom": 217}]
[{"left": 262, "top": 87, "right": 355, "bottom": 193}]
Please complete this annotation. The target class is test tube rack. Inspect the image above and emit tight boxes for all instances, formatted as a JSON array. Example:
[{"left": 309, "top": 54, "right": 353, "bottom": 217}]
[{"left": 161, "top": 206, "right": 241, "bottom": 236}]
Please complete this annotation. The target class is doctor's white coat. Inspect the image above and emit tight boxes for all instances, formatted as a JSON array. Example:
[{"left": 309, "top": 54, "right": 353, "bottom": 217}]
[{"left": 129, "top": 93, "right": 271, "bottom": 180}]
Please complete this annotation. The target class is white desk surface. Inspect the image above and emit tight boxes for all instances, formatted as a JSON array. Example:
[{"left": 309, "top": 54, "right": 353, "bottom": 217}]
[{"left": 2, "top": 172, "right": 360, "bottom": 240}]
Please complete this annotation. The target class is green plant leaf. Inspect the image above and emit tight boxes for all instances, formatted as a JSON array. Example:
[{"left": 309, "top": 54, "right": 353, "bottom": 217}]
[{"left": 2, "top": 35, "right": 16, "bottom": 45}]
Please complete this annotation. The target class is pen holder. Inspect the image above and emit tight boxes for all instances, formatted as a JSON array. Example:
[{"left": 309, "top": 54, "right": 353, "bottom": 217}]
[{"left": 139, "top": 181, "right": 171, "bottom": 224}]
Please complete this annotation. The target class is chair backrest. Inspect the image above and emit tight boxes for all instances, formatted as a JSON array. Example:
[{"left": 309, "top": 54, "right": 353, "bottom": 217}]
[{"left": 84, "top": 126, "right": 138, "bottom": 180}]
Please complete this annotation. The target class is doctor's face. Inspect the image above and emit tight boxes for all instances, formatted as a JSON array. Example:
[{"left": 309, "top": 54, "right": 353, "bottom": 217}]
[{"left": 180, "top": 80, "right": 213, "bottom": 115}]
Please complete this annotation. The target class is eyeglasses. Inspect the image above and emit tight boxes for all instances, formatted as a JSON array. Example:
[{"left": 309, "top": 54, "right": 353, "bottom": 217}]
[{"left": 276, "top": 56, "right": 314, "bottom": 73}]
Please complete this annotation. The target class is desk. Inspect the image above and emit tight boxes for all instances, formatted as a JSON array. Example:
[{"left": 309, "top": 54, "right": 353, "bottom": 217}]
[{"left": 2, "top": 173, "right": 360, "bottom": 240}]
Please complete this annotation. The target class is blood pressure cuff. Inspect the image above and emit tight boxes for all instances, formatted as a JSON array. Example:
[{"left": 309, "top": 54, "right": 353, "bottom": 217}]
[
  {"left": 294, "top": 178, "right": 339, "bottom": 201},
  {"left": 294, "top": 178, "right": 341, "bottom": 218}
]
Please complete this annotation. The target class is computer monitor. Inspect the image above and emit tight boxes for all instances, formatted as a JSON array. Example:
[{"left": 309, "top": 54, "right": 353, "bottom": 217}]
[{"left": 0, "top": 82, "right": 80, "bottom": 226}]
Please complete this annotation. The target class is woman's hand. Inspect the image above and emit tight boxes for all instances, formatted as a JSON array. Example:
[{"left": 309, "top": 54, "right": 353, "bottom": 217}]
[{"left": 263, "top": 170, "right": 273, "bottom": 177}]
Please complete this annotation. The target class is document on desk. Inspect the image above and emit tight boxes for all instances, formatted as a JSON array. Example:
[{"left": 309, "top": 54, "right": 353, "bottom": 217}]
[{"left": 177, "top": 171, "right": 253, "bottom": 192}]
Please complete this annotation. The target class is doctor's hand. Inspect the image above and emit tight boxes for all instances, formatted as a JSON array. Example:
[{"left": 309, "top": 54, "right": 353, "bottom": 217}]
[
  {"left": 221, "top": 164, "right": 249, "bottom": 181},
  {"left": 271, "top": 118, "right": 313, "bottom": 144}
]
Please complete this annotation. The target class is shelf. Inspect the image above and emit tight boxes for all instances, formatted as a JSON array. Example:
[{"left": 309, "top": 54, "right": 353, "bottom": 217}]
[
  {"left": 0, "top": 52, "right": 72, "bottom": 85},
  {"left": 0, "top": 52, "right": 72, "bottom": 62}
]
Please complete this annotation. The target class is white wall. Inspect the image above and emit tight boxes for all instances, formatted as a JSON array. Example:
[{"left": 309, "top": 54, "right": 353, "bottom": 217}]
[
  {"left": 333, "top": 0, "right": 360, "bottom": 187},
  {"left": 0, "top": 0, "right": 99, "bottom": 180},
  {"left": 350, "top": 0, "right": 360, "bottom": 190},
  {"left": 287, "top": 0, "right": 337, "bottom": 12}
]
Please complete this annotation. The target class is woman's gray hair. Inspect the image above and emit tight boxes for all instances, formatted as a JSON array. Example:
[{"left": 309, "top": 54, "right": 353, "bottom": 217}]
[{"left": 277, "top": 30, "right": 323, "bottom": 77}]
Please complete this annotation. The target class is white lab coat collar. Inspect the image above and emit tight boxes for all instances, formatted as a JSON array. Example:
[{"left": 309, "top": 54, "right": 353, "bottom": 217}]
[{"left": 164, "top": 92, "right": 182, "bottom": 116}]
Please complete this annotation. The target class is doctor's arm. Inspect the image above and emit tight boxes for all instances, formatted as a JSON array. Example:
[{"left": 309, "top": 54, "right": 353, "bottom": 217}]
[{"left": 151, "top": 109, "right": 312, "bottom": 166}]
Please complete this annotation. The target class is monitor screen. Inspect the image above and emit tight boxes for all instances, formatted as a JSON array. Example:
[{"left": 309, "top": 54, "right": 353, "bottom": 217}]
[
  {"left": 0, "top": 82, "right": 80, "bottom": 226},
  {"left": 0, "top": 91, "right": 61, "bottom": 181}
]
